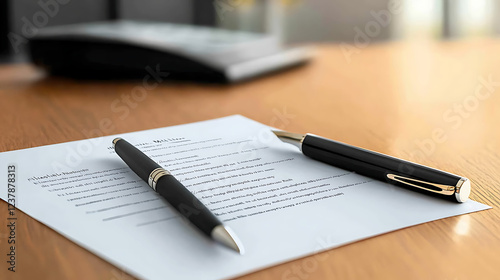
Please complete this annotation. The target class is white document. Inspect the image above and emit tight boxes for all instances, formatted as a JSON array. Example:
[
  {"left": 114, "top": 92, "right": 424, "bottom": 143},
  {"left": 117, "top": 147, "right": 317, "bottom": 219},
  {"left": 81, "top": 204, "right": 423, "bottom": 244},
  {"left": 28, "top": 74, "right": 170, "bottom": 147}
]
[{"left": 0, "top": 115, "right": 490, "bottom": 279}]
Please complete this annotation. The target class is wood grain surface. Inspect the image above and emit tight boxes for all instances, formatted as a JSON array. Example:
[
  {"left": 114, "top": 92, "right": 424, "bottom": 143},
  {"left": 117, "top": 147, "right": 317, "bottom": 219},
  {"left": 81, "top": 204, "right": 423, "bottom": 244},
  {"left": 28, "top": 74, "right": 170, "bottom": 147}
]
[{"left": 0, "top": 39, "right": 499, "bottom": 280}]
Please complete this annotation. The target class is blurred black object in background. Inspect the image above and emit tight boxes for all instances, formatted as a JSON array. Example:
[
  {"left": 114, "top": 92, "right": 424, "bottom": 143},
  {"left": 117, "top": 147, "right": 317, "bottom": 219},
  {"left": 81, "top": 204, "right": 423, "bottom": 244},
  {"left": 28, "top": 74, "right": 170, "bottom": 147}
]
[
  {"left": 193, "top": 1, "right": 216, "bottom": 27},
  {"left": 28, "top": 21, "right": 312, "bottom": 83},
  {"left": 1, "top": 1, "right": 10, "bottom": 56},
  {"left": 107, "top": 0, "right": 119, "bottom": 20},
  {"left": 1, "top": 0, "right": 216, "bottom": 63}
]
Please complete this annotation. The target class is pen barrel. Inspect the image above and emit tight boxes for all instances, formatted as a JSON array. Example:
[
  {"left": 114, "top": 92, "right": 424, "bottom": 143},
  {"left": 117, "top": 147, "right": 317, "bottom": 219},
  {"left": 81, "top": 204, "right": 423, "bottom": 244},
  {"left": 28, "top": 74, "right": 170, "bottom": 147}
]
[
  {"left": 156, "top": 175, "right": 221, "bottom": 236},
  {"left": 301, "top": 135, "right": 469, "bottom": 202},
  {"left": 114, "top": 138, "right": 162, "bottom": 183}
]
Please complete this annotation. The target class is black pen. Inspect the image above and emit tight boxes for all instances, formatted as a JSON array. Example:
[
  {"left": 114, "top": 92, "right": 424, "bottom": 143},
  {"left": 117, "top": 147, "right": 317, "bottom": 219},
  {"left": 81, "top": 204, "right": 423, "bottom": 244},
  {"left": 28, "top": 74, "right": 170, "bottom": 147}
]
[
  {"left": 112, "top": 138, "right": 244, "bottom": 254},
  {"left": 272, "top": 131, "right": 471, "bottom": 203}
]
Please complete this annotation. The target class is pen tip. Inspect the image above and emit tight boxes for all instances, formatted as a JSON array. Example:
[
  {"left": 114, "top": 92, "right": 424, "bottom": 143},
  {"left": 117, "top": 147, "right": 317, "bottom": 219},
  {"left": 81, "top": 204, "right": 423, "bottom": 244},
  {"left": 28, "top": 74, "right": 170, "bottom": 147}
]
[
  {"left": 271, "top": 130, "right": 305, "bottom": 149},
  {"left": 211, "top": 225, "right": 245, "bottom": 254},
  {"left": 271, "top": 130, "right": 304, "bottom": 139}
]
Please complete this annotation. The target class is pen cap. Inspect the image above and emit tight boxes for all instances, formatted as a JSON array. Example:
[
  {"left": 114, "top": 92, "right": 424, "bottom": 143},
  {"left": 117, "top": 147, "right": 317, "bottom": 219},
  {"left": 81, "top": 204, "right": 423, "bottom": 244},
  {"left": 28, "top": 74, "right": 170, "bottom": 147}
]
[
  {"left": 113, "top": 138, "right": 162, "bottom": 183},
  {"left": 301, "top": 134, "right": 470, "bottom": 203}
]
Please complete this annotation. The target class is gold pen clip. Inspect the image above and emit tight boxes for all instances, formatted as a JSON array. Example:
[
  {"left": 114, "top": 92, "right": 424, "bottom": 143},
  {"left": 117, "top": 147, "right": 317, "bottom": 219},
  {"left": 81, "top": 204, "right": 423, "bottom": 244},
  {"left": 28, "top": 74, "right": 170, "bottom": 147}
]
[{"left": 386, "top": 174, "right": 456, "bottom": 195}]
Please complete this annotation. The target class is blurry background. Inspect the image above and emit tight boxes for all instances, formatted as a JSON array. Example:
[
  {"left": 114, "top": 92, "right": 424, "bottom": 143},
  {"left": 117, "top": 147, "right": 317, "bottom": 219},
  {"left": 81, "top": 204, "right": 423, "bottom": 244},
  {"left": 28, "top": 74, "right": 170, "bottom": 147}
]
[{"left": 1, "top": 0, "right": 500, "bottom": 61}]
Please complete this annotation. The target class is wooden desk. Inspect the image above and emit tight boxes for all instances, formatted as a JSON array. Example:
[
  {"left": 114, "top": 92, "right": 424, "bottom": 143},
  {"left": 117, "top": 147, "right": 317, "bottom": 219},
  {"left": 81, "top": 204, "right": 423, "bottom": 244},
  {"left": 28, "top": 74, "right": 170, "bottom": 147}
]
[{"left": 1, "top": 40, "right": 499, "bottom": 280}]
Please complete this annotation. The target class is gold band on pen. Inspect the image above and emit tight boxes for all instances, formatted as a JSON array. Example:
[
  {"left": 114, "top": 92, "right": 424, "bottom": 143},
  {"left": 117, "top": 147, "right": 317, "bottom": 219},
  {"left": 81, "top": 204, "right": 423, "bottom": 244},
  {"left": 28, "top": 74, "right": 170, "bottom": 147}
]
[
  {"left": 148, "top": 168, "right": 170, "bottom": 191},
  {"left": 112, "top": 137, "right": 123, "bottom": 148}
]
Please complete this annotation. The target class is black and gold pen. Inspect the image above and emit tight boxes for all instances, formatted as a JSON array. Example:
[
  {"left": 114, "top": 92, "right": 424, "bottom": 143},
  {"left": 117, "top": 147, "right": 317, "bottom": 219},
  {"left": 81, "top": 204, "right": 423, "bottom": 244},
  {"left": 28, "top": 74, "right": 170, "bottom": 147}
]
[
  {"left": 112, "top": 138, "right": 244, "bottom": 254},
  {"left": 272, "top": 131, "right": 471, "bottom": 203}
]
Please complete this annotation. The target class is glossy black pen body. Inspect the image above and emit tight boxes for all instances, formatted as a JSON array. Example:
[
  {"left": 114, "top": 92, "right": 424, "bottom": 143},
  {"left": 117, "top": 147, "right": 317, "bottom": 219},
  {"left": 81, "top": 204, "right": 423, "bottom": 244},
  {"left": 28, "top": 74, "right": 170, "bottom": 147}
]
[
  {"left": 112, "top": 137, "right": 244, "bottom": 254},
  {"left": 272, "top": 131, "right": 471, "bottom": 203}
]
